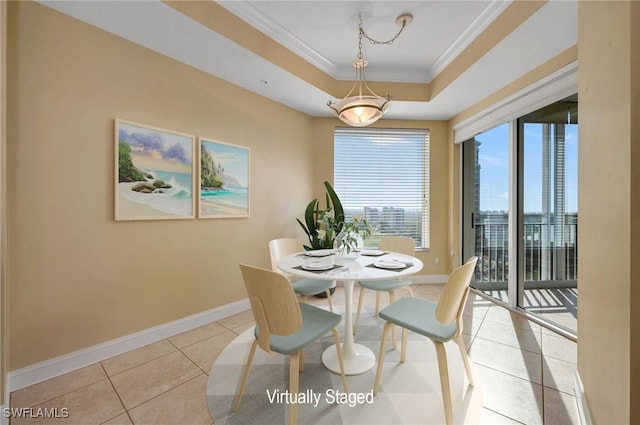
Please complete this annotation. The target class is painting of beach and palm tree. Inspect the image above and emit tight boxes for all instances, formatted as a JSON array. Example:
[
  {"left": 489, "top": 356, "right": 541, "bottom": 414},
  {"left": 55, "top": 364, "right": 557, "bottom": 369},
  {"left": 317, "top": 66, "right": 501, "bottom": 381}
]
[
  {"left": 198, "top": 138, "right": 250, "bottom": 218},
  {"left": 115, "top": 120, "right": 195, "bottom": 220}
]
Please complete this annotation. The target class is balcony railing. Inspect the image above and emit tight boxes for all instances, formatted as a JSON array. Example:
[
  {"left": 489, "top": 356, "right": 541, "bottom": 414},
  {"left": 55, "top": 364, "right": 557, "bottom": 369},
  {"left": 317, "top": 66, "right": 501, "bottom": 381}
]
[{"left": 473, "top": 214, "right": 578, "bottom": 289}]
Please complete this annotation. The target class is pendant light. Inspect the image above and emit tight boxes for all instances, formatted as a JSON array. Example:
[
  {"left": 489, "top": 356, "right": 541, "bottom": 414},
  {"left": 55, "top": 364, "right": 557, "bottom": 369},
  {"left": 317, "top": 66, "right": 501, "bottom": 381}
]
[{"left": 328, "top": 14, "right": 413, "bottom": 127}]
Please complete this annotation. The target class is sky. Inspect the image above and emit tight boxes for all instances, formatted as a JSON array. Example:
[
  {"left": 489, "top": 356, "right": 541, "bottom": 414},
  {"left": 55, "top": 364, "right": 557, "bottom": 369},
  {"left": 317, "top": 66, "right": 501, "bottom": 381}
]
[{"left": 475, "top": 122, "right": 578, "bottom": 213}]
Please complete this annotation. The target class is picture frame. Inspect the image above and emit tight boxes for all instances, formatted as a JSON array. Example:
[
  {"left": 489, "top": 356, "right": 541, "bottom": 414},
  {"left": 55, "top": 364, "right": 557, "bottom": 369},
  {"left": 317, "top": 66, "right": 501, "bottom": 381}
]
[
  {"left": 115, "top": 119, "right": 196, "bottom": 221},
  {"left": 198, "top": 137, "right": 250, "bottom": 218}
]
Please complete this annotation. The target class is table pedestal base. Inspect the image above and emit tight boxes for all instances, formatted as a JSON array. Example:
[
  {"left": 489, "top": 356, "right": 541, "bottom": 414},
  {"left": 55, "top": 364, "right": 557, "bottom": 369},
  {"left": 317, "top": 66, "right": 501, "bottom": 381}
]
[{"left": 322, "top": 343, "right": 376, "bottom": 375}]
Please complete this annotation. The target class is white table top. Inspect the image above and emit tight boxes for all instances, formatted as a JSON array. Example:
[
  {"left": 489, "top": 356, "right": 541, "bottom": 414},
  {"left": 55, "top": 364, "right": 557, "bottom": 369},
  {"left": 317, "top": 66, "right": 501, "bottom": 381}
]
[
  {"left": 277, "top": 249, "right": 423, "bottom": 375},
  {"left": 277, "top": 250, "right": 423, "bottom": 282}
]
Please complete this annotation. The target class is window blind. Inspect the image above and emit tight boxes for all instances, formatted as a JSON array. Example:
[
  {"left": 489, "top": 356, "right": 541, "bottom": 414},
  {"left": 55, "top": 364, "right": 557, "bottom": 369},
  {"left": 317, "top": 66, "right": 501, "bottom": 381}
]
[{"left": 333, "top": 128, "right": 430, "bottom": 249}]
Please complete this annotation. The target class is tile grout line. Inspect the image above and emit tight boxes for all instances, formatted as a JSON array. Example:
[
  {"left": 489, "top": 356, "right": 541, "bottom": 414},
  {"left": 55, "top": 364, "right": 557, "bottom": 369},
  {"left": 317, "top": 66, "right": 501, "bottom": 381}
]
[
  {"left": 472, "top": 362, "right": 545, "bottom": 425},
  {"left": 539, "top": 333, "right": 546, "bottom": 424},
  {"left": 471, "top": 334, "right": 543, "bottom": 356},
  {"left": 10, "top": 366, "right": 106, "bottom": 411},
  {"left": 471, "top": 361, "right": 544, "bottom": 388},
  {"left": 105, "top": 347, "right": 203, "bottom": 412},
  {"left": 482, "top": 406, "right": 528, "bottom": 425},
  {"left": 123, "top": 373, "right": 207, "bottom": 420},
  {"left": 99, "top": 362, "right": 134, "bottom": 425},
  {"left": 174, "top": 340, "right": 212, "bottom": 376},
  {"left": 105, "top": 346, "right": 179, "bottom": 379}
]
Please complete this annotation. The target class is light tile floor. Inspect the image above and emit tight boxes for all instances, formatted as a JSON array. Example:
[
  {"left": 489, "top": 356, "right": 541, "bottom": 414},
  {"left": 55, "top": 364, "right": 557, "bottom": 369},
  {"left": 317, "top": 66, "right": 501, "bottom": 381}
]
[
  {"left": 9, "top": 284, "right": 580, "bottom": 425},
  {"left": 478, "top": 288, "right": 578, "bottom": 334}
]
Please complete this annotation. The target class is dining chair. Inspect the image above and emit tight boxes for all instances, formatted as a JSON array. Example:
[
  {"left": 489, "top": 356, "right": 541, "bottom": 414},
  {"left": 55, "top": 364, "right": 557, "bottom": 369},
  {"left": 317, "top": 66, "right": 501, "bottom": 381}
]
[
  {"left": 372, "top": 256, "right": 478, "bottom": 425},
  {"left": 234, "top": 264, "right": 348, "bottom": 425},
  {"left": 354, "top": 236, "right": 415, "bottom": 347},
  {"left": 269, "top": 238, "right": 334, "bottom": 312}
]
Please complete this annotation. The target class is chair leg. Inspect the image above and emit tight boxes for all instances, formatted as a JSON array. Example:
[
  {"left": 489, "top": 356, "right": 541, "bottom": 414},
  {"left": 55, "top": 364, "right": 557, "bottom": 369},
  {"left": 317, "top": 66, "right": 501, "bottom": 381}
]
[
  {"left": 331, "top": 328, "right": 348, "bottom": 393},
  {"left": 400, "top": 328, "right": 408, "bottom": 363},
  {"left": 407, "top": 285, "right": 414, "bottom": 297},
  {"left": 374, "top": 291, "right": 381, "bottom": 315},
  {"left": 354, "top": 287, "right": 365, "bottom": 335},
  {"left": 325, "top": 289, "right": 334, "bottom": 312},
  {"left": 434, "top": 341, "right": 454, "bottom": 425},
  {"left": 455, "top": 334, "right": 475, "bottom": 386},
  {"left": 373, "top": 321, "right": 393, "bottom": 396},
  {"left": 301, "top": 295, "right": 308, "bottom": 304},
  {"left": 289, "top": 352, "right": 300, "bottom": 425},
  {"left": 233, "top": 339, "right": 258, "bottom": 412},
  {"left": 388, "top": 291, "right": 397, "bottom": 350},
  {"left": 299, "top": 349, "right": 305, "bottom": 373}
]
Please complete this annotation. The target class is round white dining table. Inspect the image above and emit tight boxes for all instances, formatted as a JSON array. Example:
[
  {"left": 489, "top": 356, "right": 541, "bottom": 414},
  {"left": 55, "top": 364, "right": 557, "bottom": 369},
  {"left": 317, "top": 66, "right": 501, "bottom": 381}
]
[{"left": 277, "top": 250, "right": 423, "bottom": 375}]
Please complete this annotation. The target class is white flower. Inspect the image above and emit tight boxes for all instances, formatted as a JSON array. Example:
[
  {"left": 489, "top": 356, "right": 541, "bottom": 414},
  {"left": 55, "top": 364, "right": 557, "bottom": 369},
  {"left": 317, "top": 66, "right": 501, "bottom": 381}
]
[
  {"left": 317, "top": 229, "right": 326, "bottom": 240},
  {"left": 325, "top": 209, "right": 334, "bottom": 219}
]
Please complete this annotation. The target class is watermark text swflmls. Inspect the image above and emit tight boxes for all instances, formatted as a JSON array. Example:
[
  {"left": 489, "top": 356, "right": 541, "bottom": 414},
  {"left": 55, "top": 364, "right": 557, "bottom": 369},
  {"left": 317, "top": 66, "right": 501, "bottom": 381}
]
[{"left": 2, "top": 408, "right": 70, "bottom": 419}]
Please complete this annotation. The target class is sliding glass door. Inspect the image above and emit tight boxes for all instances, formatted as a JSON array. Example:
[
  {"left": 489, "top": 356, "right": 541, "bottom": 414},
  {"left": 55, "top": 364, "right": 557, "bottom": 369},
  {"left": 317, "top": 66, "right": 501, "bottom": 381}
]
[
  {"left": 462, "top": 123, "right": 510, "bottom": 303},
  {"left": 462, "top": 95, "right": 578, "bottom": 335},
  {"left": 518, "top": 98, "right": 578, "bottom": 332}
]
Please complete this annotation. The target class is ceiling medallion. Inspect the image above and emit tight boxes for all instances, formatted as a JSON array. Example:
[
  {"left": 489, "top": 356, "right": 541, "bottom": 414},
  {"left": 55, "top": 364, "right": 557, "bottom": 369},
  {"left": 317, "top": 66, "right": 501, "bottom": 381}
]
[{"left": 328, "top": 13, "right": 413, "bottom": 127}]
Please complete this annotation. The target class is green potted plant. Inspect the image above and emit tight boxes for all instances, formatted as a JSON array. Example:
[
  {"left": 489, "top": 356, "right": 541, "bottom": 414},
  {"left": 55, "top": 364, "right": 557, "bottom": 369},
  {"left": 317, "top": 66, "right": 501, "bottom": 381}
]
[{"left": 297, "top": 181, "right": 345, "bottom": 250}]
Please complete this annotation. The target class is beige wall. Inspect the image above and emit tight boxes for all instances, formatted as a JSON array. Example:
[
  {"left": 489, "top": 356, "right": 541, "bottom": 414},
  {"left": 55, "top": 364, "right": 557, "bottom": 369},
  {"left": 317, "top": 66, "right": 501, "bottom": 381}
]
[
  {"left": 578, "top": 2, "right": 639, "bottom": 423},
  {"left": 6, "top": 2, "right": 314, "bottom": 369},
  {"left": 311, "top": 118, "right": 452, "bottom": 274},
  {"left": 1, "top": 0, "right": 7, "bottom": 404}
]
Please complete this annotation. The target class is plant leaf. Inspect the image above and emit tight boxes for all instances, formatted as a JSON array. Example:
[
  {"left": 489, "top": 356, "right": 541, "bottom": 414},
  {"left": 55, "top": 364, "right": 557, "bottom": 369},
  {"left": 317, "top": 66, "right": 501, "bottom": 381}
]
[
  {"left": 304, "top": 199, "right": 318, "bottom": 236},
  {"left": 324, "top": 181, "right": 344, "bottom": 231},
  {"left": 296, "top": 218, "right": 311, "bottom": 238}
]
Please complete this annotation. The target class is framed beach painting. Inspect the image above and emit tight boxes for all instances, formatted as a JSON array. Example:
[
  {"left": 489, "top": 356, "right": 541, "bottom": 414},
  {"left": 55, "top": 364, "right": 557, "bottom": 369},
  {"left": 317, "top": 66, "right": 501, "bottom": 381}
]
[
  {"left": 198, "top": 138, "right": 250, "bottom": 218},
  {"left": 115, "top": 119, "right": 196, "bottom": 221}
]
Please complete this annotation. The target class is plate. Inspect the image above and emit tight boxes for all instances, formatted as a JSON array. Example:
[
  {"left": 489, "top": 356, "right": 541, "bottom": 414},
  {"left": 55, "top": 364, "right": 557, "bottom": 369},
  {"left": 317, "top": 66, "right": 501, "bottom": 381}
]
[
  {"left": 302, "top": 261, "right": 333, "bottom": 271},
  {"left": 361, "top": 249, "right": 385, "bottom": 256},
  {"left": 304, "top": 249, "right": 334, "bottom": 257},
  {"left": 373, "top": 260, "right": 406, "bottom": 270}
]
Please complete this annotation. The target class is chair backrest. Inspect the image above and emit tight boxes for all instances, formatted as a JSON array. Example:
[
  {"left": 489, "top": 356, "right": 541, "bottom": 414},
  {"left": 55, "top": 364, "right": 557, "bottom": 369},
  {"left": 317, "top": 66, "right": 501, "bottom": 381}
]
[
  {"left": 239, "top": 264, "right": 303, "bottom": 353},
  {"left": 435, "top": 257, "right": 478, "bottom": 329},
  {"left": 268, "top": 238, "right": 304, "bottom": 272},
  {"left": 378, "top": 236, "right": 415, "bottom": 256}
]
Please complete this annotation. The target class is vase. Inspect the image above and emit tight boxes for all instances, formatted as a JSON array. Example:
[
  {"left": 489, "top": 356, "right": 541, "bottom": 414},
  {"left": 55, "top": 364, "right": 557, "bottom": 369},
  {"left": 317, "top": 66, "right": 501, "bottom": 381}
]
[{"left": 334, "top": 230, "right": 364, "bottom": 260}]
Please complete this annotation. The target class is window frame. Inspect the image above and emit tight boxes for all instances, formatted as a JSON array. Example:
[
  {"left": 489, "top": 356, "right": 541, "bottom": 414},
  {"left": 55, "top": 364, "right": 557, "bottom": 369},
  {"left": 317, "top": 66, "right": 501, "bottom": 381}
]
[{"left": 333, "top": 127, "right": 430, "bottom": 250}]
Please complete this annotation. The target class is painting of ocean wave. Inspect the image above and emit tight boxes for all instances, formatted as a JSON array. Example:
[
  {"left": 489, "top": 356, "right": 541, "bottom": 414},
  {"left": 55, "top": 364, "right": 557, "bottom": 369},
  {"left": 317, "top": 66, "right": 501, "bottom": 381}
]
[
  {"left": 115, "top": 120, "right": 195, "bottom": 220},
  {"left": 199, "top": 138, "right": 250, "bottom": 218}
]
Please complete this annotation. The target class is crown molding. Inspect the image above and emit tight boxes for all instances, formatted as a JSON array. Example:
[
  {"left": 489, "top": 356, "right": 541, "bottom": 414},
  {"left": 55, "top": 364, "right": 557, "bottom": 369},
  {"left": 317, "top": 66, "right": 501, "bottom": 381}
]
[
  {"left": 426, "top": 0, "right": 511, "bottom": 82},
  {"left": 218, "top": 1, "right": 338, "bottom": 76},
  {"left": 220, "top": 1, "right": 511, "bottom": 84}
]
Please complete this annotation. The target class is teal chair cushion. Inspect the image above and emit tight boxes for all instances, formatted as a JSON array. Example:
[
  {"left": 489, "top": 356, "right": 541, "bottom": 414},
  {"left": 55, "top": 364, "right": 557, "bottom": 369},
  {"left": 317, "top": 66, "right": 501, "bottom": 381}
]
[
  {"left": 254, "top": 303, "right": 342, "bottom": 355},
  {"left": 359, "top": 279, "right": 412, "bottom": 292},
  {"left": 292, "top": 278, "right": 333, "bottom": 296},
  {"left": 378, "top": 297, "right": 457, "bottom": 343}
]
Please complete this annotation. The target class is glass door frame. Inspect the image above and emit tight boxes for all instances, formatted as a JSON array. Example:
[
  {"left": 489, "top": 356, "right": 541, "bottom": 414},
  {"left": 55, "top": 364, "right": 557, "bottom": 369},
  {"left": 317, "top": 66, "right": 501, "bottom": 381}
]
[{"left": 461, "top": 118, "right": 577, "bottom": 341}]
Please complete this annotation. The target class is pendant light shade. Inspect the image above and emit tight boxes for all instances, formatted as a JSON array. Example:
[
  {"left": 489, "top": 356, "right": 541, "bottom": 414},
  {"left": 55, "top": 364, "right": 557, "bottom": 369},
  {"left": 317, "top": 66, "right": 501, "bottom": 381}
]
[{"left": 328, "top": 59, "right": 390, "bottom": 127}]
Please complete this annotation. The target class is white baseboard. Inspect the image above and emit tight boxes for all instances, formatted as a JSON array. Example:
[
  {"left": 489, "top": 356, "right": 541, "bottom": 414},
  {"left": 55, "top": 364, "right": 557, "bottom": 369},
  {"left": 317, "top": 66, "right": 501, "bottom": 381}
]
[
  {"left": 574, "top": 371, "right": 592, "bottom": 425},
  {"left": 8, "top": 298, "right": 250, "bottom": 393},
  {"left": 0, "top": 404, "right": 7, "bottom": 425},
  {"left": 6, "top": 275, "right": 447, "bottom": 394}
]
